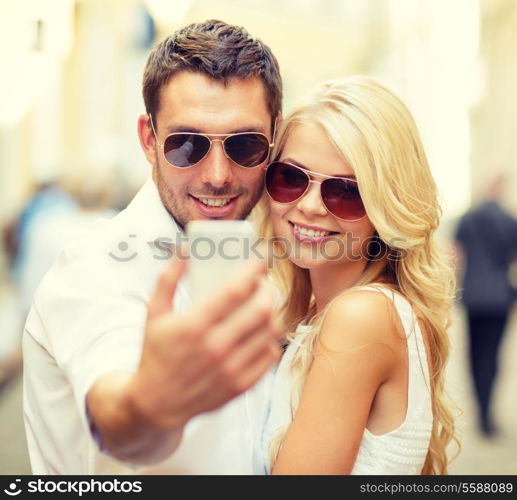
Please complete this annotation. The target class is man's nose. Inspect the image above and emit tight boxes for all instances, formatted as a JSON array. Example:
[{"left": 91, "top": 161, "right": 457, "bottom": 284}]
[{"left": 199, "top": 140, "right": 233, "bottom": 187}]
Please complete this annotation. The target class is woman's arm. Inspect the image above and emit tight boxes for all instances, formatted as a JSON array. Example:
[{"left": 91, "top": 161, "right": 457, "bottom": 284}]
[{"left": 272, "top": 290, "right": 399, "bottom": 475}]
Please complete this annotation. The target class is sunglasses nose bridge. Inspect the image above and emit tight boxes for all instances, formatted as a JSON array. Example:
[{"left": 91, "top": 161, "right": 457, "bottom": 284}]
[
  {"left": 208, "top": 138, "right": 232, "bottom": 162},
  {"left": 199, "top": 137, "right": 234, "bottom": 186}
]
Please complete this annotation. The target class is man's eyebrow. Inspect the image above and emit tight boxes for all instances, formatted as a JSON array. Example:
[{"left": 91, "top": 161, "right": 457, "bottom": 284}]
[
  {"left": 164, "top": 125, "right": 268, "bottom": 135},
  {"left": 164, "top": 125, "right": 201, "bottom": 134},
  {"left": 282, "top": 157, "right": 357, "bottom": 179}
]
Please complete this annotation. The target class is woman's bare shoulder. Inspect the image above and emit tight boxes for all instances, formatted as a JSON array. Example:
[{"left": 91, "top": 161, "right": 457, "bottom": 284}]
[{"left": 320, "top": 287, "right": 403, "bottom": 346}]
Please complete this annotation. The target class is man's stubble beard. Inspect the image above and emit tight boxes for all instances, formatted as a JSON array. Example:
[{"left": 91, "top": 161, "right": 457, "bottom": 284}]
[
  {"left": 153, "top": 152, "right": 264, "bottom": 230},
  {"left": 154, "top": 154, "right": 189, "bottom": 230}
]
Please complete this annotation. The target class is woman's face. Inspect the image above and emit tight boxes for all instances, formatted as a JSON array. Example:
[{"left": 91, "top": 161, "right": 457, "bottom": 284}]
[{"left": 269, "top": 122, "right": 376, "bottom": 270}]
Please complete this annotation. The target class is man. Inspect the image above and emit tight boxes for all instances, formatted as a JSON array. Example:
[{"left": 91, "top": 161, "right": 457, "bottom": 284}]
[
  {"left": 455, "top": 174, "right": 517, "bottom": 437},
  {"left": 23, "top": 20, "right": 283, "bottom": 474}
]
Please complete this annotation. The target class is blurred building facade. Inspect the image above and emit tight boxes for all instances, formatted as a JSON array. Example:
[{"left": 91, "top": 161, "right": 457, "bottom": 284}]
[
  {"left": 470, "top": 0, "right": 517, "bottom": 211},
  {"left": 2, "top": 0, "right": 517, "bottom": 229}
]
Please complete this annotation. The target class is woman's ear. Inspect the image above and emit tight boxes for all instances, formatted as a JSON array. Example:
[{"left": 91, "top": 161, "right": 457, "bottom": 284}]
[{"left": 365, "top": 232, "right": 377, "bottom": 260}]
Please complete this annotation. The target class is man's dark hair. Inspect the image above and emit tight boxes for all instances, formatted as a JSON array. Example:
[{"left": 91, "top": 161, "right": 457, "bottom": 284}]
[{"left": 142, "top": 19, "right": 282, "bottom": 127}]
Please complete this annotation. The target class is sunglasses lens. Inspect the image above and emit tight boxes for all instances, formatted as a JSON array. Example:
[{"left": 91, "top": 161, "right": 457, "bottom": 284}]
[
  {"left": 321, "top": 178, "right": 365, "bottom": 220},
  {"left": 163, "top": 134, "right": 210, "bottom": 167},
  {"left": 266, "top": 162, "right": 309, "bottom": 203},
  {"left": 225, "top": 133, "right": 270, "bottom": 167}
]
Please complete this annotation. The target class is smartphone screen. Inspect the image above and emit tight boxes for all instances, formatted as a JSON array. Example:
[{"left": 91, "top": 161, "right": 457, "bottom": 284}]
[{"left": 186, "top": 220, "right": 258, "bottom": 301}]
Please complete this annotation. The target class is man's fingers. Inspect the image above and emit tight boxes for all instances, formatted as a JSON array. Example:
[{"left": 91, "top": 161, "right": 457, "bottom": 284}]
[
  {"left": 168, "top": 313, "right": 283, "bottom": 389},
  {"left": 232, "top": 344, "right": 281, "bottom": 396},
  {"left": 200, "top": 274, "right": 278, "bottom": 355},
  {"left": 177, "top": 338, "right": 281, "bottom": 414},
  {"left": 222, "top": 322, "right": 282, "bottom": 378},
  {"left": 148, "top": 252, "right": 187, "bottom": 320}
]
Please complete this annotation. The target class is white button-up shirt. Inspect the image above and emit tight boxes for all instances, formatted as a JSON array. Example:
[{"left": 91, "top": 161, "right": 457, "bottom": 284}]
[{"left": 23, "top": 177, "right": 274, "bottom": 474}]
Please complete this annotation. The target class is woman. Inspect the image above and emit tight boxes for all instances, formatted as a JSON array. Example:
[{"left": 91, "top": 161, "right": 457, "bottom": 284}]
[{"left": 259, "top": 76, "right": 458, "bottom": 474}]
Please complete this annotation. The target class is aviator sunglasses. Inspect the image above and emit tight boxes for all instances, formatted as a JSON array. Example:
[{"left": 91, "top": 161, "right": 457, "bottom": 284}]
[
  {"left": 149, "top": 114, "right": 274, "bottom": 168},
  {"left": 265, "top": 161, "right": 366, "bottom": 222}
]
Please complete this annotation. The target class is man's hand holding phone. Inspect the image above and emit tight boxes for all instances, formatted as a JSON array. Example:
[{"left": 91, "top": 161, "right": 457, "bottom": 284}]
[
  {"left": 86, "top": 221, "right": 281, "bottom": 465},
  {"left": 131, "top": 247, "right": 282, "bottom": 428}
]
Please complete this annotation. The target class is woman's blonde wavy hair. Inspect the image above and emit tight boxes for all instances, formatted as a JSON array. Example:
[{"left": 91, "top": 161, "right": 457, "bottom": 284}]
[{"left": 256, "top": 76, "right": 459, "bottom": 474}]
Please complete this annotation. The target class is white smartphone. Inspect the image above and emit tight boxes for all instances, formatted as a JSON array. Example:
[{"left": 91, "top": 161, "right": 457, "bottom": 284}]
[{"left": 186, "top": 220, "right": 259, "bottom": 301}]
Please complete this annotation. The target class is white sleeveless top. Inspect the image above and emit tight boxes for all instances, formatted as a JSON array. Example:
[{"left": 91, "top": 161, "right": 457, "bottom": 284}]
[{"left": 262, "top": 286, "right": 433, "bottom": 474}]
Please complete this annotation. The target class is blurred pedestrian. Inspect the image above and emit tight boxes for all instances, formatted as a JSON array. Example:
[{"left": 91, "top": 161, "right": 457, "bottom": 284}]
[
  {"left": 454, "top": 174, "right": 517, "bottom": 437},
  {"left": 18, "top": 170, "right": 118, "bottom": 313},
  {"left": 7, "top": 179, "right": 77, "bottom": 289}
]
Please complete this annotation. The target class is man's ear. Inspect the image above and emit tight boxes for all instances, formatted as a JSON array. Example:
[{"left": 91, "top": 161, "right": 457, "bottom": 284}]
[
  {"left": 275, "top": 113, "right": 283, "bottom": 132},
  {"left": 137, "top": 114, "right": 158, "bottom": 166},
  {"left": 271, "top": 113, "right": 282, "bottom": 144}
]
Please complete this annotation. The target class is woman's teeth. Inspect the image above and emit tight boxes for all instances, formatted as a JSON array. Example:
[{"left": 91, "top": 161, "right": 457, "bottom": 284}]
[
  {"left": 198, "top": 198, "right": 232, "bottom": 207},
  {"left": 293, "top": 223, "right": 332, "bottom": 238}
]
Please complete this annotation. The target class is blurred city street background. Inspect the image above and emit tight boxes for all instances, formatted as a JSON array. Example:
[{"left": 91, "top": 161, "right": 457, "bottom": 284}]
[{"left": 1, "top": 0, "right": 517, "bottom": 475}]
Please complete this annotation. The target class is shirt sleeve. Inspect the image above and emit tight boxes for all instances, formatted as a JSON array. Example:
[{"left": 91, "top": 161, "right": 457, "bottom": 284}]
[{"left": 32, "top": 246, "right": 148, "bottom": 438}]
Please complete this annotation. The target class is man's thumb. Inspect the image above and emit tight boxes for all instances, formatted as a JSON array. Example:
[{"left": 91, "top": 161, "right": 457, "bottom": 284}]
[{"left": 147, "top": 247, "right": 188, "bottom": 319}]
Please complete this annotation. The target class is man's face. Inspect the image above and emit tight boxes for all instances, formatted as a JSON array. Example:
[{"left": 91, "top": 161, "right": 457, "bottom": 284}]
[{"left": 140, "top": 72, "right": 272, "bottom": 229}]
